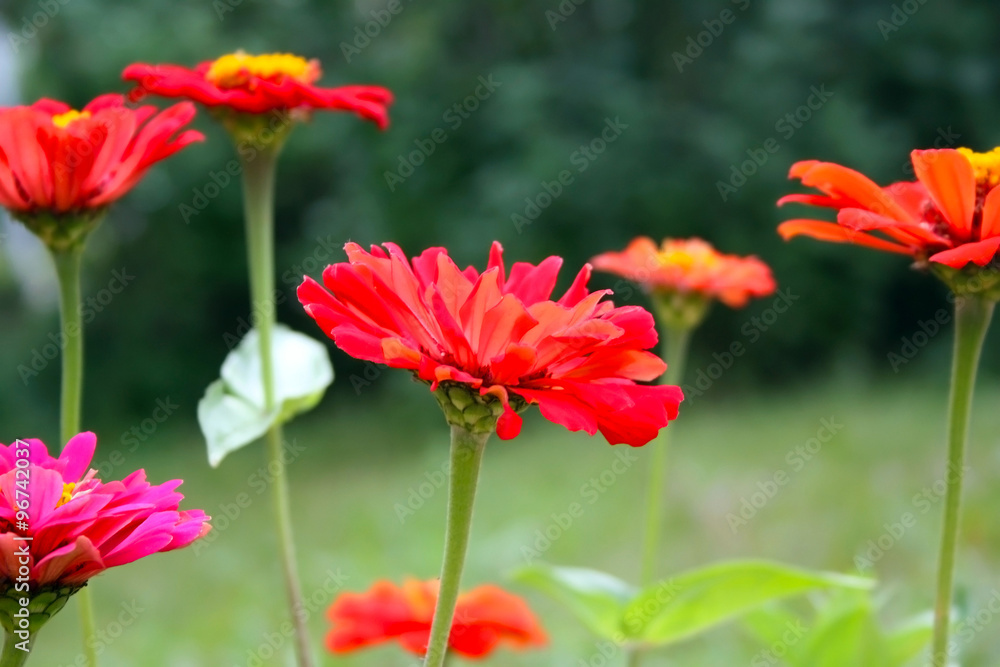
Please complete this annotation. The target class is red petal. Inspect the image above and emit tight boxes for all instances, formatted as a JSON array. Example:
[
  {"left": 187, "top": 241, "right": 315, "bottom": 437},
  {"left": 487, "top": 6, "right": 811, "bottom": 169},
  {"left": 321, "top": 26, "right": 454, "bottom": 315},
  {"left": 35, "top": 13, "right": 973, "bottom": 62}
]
[{"left": 929, "top": 237, "right": 1000, "bottom": 268}]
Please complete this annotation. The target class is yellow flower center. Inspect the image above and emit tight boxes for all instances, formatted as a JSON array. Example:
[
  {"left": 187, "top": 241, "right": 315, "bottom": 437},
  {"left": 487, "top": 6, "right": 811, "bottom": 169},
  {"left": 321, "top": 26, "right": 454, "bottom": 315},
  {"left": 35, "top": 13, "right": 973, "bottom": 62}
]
[
  {"left": 205, "top": 51, "right": 318, "bottom": 89},
  {"left": 657, "top": 244, "right": 721, "bottom": 271},
  {"left": 57, "top": 482, "right": 76, "bottom": 507},
  {"left": 958, "top": 147, "right": 1000, "bottom": 187},
  {"left": 51, "top": 110, "right": 90, "bottom": 128}
]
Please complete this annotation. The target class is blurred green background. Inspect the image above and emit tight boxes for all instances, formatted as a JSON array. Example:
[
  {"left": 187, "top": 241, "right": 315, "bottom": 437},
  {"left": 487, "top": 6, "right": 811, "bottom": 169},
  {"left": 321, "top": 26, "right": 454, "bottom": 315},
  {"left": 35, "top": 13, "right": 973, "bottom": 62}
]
[{"left": 1, "top": 0, "right": 1000, "bottom": 664}]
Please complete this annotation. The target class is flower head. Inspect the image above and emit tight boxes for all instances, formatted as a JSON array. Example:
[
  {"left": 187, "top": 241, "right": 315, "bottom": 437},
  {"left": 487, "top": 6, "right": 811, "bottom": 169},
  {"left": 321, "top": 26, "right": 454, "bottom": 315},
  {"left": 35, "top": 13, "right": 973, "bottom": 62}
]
[
  {"left": 327, "top": 579, "right": 547, "bottom": 659},
  {"left": 0, "top": 95, "right": 201, "bottom": 249},
  {"left": 0, "top": 433, "right": 210, "bottom": 629},
  {"left": 778, "top": 148, "right": 1000, "bottom": 272},
  {"left": 298, "top": 242, "right": 682, "bottom": 446},
  {"left": 122, "top": 51, "right": 393, "bottom": 129},
  {"left": 592, "top": 237, "right": 776, "bottom": 309}
]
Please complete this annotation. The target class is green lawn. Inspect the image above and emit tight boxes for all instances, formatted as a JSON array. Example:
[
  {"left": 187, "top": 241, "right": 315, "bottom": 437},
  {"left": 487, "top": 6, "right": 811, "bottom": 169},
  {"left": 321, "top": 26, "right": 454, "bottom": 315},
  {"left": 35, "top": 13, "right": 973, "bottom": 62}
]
[{"left": 36, "top": 377, "right": 1000, "bottom": 666}]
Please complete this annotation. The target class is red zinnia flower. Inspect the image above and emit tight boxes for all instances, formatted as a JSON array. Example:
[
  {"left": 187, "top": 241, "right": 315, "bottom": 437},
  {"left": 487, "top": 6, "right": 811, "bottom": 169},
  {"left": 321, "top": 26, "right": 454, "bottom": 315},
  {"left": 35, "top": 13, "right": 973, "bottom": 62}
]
[
  {"left": 0, "top": 94, "right": 201, "bottom": 217},
  {"left": 592, "top": 237, "right": 776, "bottom": 308},
  {"left": 778, "top": 148, "right": 1000, "bottom": 268},
  {"left": 298, "top": 242, "right": 682, "bottom": 446},
  {"left": 122, "top": 51, "right": 393, "bottom": 128},
  {"left": 0, "top": 433, "right": 209, "bottom": 623},
  {"left": 327, "top": 579, "right": 547, "bottom": 659}
]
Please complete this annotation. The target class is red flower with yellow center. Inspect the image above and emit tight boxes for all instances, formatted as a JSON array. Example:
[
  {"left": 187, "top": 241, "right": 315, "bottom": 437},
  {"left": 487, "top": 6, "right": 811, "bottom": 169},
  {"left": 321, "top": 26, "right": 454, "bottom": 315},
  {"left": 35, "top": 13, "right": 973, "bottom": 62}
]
[
  {"left": 298, "top": 241, "right": 682, "bottom": 446},
  {"left": 327, "top": 579, "right": 547, "bottom": 659},
  {"left": 122, "top": 51, "right": 393, "bottom": 128},
  {"left": 778, "top": 147, "right": 1000, "bottom": 268},
  {"left": 591, "top": 237, "right": 776, "bottom": 308},
  {"left": 0, "top": 94, "right": 201, "bottom": 218}
]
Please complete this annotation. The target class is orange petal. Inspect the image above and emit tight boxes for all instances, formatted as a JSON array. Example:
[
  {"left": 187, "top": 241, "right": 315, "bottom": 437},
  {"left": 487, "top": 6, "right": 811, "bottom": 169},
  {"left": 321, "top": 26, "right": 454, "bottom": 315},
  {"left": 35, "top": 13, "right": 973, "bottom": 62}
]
[
  {"left": 980, "top": 186, "right": 1000, "bottom": 239},
  {"left": 795, "top": 162, "right": 913, "bottom": 222},
  {"left": 778, "top": 219, "right": 913, "bottom": 255},
  {"left": 911, "top": 149, "right": 976, "bottom": 238}
]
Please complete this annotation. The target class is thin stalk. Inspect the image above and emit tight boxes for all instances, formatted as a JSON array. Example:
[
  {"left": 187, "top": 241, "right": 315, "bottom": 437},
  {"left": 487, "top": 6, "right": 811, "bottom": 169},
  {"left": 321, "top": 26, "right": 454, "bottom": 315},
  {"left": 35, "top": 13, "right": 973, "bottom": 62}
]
[
  {"left": 930, "top": 295, "right": 994, "bottom": 666},
  {"left": 0, "top": 633, "right": 30, "bottom": 667},
  {"left": 423, "top": 425, "right": 489, "bottom": 667},
  {"left": 640, "top": 326, "right": 691, "bottom": 586},
  {"left": 240, "top": 143, "right": 313, "bottom": 667},
  {"left": 52, "top": 244, "right": 98, "bottom": 667}
]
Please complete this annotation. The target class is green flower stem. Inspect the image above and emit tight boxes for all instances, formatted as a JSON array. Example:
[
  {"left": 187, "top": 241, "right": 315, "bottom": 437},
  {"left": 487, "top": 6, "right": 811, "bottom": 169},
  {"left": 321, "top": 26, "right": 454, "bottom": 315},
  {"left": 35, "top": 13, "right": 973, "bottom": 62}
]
[
  {"left": 930, "top": 295, "right": 994, "bottom": 665},
  {"left": 0, "top": 633, "right": 30, "bottom": 667},
  {"left": 52, "top": 246, "right": 84, "bottom": 448},
  {"left": 640, "top": 325, "right": 691, "bottom": 586},
  {"left": 423, "top": 425, "right": 489, "bottom": 667},
  {"left": 51, "top": 244, "right": 99, "bottom": 667},
  {"left": 240, "top": 142, "right": 314, "bottom": 667}
]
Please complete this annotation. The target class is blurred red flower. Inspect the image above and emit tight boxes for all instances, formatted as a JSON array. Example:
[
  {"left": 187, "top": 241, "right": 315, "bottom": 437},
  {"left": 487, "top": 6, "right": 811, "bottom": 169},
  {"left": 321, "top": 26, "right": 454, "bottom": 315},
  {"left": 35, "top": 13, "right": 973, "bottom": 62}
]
[
  {"left": 592, "top": 237, "right": 776, "bottom": 308},
  {"left": 298, "top": 241, "right": 682, "bottom": 445},
  {"left": 778, "top": 148, "right": 1000, "bottom": 268},
  {"left": 122, "top": 51, "right": 393, "bottom": 128},
  {"left": 327, "top": 579, "right": 547, "bottom": 659},
  {"left": 0, "top": 94, "right": 201, "bottom": 216}
]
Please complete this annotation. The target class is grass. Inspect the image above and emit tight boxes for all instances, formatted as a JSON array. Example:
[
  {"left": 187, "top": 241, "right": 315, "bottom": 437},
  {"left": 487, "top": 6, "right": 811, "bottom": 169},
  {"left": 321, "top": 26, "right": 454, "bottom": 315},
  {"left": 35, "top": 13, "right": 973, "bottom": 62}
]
[{"left": 35, "top": 376, "right": 1000, "bottom": 666}]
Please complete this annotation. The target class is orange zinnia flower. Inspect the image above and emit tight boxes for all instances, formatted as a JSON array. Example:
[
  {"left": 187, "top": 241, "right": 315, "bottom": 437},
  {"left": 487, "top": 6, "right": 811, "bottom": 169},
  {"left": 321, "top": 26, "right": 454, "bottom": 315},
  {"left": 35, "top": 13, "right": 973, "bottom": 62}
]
[
  {"left": 298, "top": 241, "right": 683, "bottom": 446},
  {"left": 327, "top": 579, "right": 547, "bottom": 659},
  {"left": 778, "top": 148, "right": 1000, "bottom": 269},
  {"left": 122, "top": 51, "right": 393, "bottom": 128},
  {"left": 591, "top": 237, "right": 776, "bottom": 308}
]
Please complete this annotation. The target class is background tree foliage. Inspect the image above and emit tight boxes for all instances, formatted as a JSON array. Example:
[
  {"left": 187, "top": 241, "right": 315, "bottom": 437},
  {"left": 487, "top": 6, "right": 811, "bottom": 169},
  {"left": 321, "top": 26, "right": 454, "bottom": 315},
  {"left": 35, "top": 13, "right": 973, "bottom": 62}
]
[{"left": 2, "top": 0, "right": 999, "bottom": 437}]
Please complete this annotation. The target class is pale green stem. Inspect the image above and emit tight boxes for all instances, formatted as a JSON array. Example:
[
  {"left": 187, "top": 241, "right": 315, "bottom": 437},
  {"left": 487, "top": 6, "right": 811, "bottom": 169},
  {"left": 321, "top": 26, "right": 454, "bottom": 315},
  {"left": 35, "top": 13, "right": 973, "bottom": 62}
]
[
  {"left": 240, "top": 143, "right": 314, "bottom": 667},
  {"left": 423, "top": 426, "right": 489, "bottom": 667},
  {"left": 52, "top": 245, "right": 99, "bottom": 667},
  {"left": 930, "top": 296, "right": 994, "bottom": 666},
  {"left": 640, "top": 326, "right": 691, "bottom": 586},
  {"left": 0, "top": 633, "right": 31, "bottom": 667}
]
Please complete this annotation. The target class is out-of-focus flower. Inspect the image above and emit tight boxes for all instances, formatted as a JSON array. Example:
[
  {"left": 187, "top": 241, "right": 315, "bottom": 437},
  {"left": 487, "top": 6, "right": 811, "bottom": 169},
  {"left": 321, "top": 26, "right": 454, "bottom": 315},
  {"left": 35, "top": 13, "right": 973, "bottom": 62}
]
[
  {"left": 0, "top": 95, "right": 201, "bottom": 249},
  {"left": 0, "top": 433, "right": 210, "bottom": 629},
  {"left": 592, "top": 237, "right": 776, "bottom": 309},
  {"left": 298, "top": 241, "right": 682, "bottom": 446},
  {"left": 327, "top": 579, "right": 547, "bottom": 659},
  {"left": 779, "top": 148, "right": 1000, "bottom": 271},
  {"left": 122, "top": 51, "right": 393, "bottom": 129}
]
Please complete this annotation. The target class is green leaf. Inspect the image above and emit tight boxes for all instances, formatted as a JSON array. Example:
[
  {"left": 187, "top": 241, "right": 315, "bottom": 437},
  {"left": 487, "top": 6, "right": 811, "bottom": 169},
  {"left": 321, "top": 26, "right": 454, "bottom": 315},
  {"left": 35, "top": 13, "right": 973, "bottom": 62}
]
[
  {"left": 792, "top": 593, "right": 889, "bottom": 667},
  {"left": 513, "top": 564, "right": 637, "bottom": 640},
  {"left": 885, "top": 612, "right": 934, "bottom": 667},
  {"left": 627, "top": 560, "right": 874, "bottom": 647},
  {"left": 198, "top": 380, "right": 279, "bottom": 467},
  {"left": 198, "top": 325, "right": 335, "bottom": 467}
]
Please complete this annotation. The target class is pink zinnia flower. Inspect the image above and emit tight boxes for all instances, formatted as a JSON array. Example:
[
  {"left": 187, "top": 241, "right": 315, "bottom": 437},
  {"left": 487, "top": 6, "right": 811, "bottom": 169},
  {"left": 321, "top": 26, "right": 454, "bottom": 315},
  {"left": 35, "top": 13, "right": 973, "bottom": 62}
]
[
  {"left": 298, "top": 241, "right": 683, "bottom": 446},
  {"left": 0, "top": 433, "right": 210, "bottom": 619}
]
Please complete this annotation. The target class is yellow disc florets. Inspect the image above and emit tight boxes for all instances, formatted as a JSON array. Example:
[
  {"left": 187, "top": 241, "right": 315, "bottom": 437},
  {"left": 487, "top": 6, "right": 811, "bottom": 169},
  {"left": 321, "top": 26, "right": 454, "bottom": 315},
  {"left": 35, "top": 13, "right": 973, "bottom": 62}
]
[
  {"left": 57, "top": 482, "right": 76, "bottom": 508},
  {"left": 205, "top": 51, "right": 319, "bottom": 88},
  {"left": 958, "top": 147, "right": 1000, "bottom": 188},
  {"left": 656, "top": 240, "right": 722, "bottom": 271},
  {"left": 51, "top": 110, "right": 90, "bottom": 128}
]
